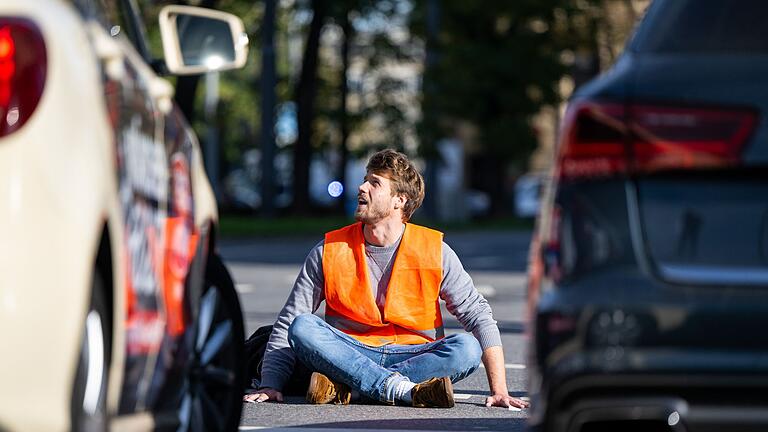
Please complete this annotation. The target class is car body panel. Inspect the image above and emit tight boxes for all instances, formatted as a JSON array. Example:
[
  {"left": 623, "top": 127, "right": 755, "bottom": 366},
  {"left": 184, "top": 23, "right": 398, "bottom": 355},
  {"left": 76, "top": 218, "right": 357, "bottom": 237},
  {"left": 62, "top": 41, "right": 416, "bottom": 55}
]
[
  {"left": 0, "top": 0, "right": 234, "bottom": 430},
  {"left": 0, "top": 1, "right": 118, "bottom": 429},
  {"left": 528, "top": 1, "right": 768, "bottom": 429},
  {"left": 637, "top": 177, "right": 768, "bottom": 285},
  {"left": 569, "top": 58, "right": 768, "bottom": 287},
  {"left": 629, "top": 55, "right": 768, "bottom": 163}
]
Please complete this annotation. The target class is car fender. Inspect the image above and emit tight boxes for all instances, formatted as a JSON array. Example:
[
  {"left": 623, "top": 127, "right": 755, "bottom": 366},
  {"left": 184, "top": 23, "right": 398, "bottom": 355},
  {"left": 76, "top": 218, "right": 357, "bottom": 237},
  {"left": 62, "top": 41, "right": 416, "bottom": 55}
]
[{"left": 0, "top": 1, "right": 118, "bottom": 430}]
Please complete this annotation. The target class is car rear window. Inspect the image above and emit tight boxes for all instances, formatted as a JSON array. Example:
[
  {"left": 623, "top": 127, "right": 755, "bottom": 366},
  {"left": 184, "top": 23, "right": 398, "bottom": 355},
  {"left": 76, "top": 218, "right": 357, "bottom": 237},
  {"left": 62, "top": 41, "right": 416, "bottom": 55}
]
[{"left": 632, "top": 0, "right": 768, "bottom": 53}]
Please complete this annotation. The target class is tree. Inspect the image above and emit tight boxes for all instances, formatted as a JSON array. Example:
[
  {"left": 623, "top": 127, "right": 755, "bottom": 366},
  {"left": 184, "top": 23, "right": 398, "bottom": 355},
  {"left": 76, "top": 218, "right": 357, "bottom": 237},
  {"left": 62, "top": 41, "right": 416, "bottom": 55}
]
[
  {"left": 336, "top": 7, "right": 352, "bottom": 212},
  {"left": 296, "top": 0, "right": 418, "bottom": 214},
  {"left": 412, "top": 0, "right": 573, "bottom": 214},
  {"left": 292, "top": 0, "right": 328, "bottom": 214},
  {"left": 260, "top": 0, "right": 278, "bottom": 216}
]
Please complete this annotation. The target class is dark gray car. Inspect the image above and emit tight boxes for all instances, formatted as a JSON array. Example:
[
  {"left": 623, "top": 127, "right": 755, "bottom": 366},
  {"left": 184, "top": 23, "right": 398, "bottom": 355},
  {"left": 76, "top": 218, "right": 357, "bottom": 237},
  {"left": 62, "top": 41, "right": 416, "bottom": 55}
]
[{"left": 527, "top": 1, "right": 768, "bottom": 431}]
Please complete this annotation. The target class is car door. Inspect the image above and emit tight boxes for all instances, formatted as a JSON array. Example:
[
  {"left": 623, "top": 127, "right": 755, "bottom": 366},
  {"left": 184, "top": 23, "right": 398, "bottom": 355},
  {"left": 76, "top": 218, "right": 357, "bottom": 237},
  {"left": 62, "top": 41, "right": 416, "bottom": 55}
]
[{"left": 79, "top": 0, "right": 179, "bottom": 414}]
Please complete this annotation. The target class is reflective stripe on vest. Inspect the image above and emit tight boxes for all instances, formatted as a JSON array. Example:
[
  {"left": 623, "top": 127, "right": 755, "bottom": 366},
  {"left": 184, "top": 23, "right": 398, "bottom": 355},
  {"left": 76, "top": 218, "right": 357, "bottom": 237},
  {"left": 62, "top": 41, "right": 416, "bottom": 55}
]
[
  {"left": 325, "top": 314, "right": 445, "bottom": 340},
  {"left": 322, "top": 222, "right": 444, "bottom": 346}
]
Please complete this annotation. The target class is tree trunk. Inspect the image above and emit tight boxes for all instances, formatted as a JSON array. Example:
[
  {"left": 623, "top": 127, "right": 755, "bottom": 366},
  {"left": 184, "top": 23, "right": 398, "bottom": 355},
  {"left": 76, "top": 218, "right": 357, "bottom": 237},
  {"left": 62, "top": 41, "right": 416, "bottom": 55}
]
[
  {"left": 420, "top": 0, "right": 441, "bottom": 220},
  {"left": 260, "top": 0, "right": 278, "bottom": 217},
  {"left": 471, "top": 155, "right": 507, "bottom": 216},
  {"left": 292, "top": 0, "right": 328, "bottom": 214},
  {"left": 336, "top": 11, "right": 352, "bottom": 214}
]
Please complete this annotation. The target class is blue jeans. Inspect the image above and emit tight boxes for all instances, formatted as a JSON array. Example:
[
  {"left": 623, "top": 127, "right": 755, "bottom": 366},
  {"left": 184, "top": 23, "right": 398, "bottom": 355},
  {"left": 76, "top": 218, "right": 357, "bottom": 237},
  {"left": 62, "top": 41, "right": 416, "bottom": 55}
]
[{"left": 287, "top": 313, "right": 482, "bottom": 404}]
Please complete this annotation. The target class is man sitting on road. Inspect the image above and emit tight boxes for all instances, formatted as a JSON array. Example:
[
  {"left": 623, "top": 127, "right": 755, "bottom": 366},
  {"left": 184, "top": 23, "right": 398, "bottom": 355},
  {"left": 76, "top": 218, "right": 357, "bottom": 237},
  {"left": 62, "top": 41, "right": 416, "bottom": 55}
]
[{"left": 243, "top": 149, "right": 529, "bottom": 409}]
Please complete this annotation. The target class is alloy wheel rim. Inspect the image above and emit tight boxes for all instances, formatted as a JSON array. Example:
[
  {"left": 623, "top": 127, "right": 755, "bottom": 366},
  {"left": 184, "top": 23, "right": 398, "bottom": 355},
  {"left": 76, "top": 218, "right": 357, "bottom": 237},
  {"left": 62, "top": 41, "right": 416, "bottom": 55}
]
[{"left": 179, "top": 285, "right": 237, "bottom": 432}]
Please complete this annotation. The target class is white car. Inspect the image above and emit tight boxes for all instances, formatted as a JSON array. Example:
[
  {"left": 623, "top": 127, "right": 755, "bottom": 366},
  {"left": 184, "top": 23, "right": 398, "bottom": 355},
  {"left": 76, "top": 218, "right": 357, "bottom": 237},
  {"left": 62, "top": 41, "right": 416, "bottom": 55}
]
[
  {"left": 514, "top": 172, "right": 545, "bottom": 218},
  {"left": 0, "top": 1, "right": 248, "bottom": 430}
]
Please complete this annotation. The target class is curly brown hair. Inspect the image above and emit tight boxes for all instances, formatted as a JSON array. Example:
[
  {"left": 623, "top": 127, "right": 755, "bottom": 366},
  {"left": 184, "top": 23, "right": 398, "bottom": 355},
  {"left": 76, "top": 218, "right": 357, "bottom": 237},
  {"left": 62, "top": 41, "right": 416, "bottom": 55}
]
[{"left": 366, "top": 149, "right": 425, "bottom": 221}]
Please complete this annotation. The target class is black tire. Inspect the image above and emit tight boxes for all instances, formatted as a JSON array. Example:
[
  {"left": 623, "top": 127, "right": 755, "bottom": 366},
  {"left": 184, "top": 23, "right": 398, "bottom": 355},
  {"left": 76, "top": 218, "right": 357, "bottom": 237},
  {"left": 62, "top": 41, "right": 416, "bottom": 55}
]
[
  {"left": 71, "top": 272, "right": 110, "bottom": 432},
  {"left": 177, "top": 254, "right": 245, "bottom": 432}
]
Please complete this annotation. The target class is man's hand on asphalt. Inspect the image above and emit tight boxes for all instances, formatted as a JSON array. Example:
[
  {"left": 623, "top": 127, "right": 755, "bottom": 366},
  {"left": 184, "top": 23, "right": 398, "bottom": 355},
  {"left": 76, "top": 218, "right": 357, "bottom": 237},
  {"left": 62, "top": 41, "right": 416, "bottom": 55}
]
[
  {"left": 485, "top": 394, "right": 529, "bottom": 409},
  {"left": 481, "top": 347, "right": 529, "bottom": 409},
  {"left": 243, "top": 388, "right": 284, "bottom": 403}
]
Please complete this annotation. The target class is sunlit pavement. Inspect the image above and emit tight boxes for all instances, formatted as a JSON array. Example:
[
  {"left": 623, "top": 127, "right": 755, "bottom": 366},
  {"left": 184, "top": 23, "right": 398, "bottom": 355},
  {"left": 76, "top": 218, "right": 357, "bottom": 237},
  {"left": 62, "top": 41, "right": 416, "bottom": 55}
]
[{"left": 220, "top": 230, "right": 532, "bottom": 432}]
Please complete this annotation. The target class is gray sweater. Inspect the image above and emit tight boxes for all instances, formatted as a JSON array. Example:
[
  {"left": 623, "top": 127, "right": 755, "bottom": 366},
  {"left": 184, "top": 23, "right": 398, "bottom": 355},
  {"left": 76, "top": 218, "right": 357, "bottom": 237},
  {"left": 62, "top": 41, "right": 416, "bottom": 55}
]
[{"left": 259, "top": 232, "right": 502, "bottom": 391}]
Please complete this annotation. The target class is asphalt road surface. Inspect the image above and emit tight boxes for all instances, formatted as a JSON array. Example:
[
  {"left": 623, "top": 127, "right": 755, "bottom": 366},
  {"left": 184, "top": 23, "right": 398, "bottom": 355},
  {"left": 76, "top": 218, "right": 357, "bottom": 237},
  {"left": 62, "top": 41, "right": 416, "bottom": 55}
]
[{"left": 219, "top": 229, "right": 533, "bottom": 432}]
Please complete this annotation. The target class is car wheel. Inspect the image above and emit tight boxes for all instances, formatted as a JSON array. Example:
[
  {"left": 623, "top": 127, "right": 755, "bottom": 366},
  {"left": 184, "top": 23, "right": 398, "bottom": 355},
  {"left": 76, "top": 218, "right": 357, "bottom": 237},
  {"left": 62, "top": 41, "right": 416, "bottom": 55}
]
[
  {"left": 178, "top": 254, "right": 245, "bottom": 432},
  {"left": 71, "top": 272, "right": 110, "bottom": 432}
]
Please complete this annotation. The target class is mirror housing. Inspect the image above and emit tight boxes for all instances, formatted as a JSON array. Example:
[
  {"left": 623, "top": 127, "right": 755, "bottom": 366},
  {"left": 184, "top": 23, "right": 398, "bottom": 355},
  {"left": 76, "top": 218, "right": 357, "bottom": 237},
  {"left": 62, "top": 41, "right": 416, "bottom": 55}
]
[{"left": 159, "top": 5, "right": 248, "bottom": 75}]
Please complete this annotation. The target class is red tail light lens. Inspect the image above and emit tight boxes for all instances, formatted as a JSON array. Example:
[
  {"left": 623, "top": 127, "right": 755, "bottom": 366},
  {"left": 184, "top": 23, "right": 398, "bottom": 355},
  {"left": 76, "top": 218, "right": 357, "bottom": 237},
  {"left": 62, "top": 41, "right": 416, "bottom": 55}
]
[
  {"left": 0, "top": 18, "right": 46, "bottom": 138},
  {"left": 556, "top": 101, "right": 757, "bottom": 179},
  {"left": 557, "top": 102, "right": 628, "bottom": 179},
  {"left": 629, "top": 105, "right": 756, "bottom": 171},
  {"left": 0, "top": 27, "right": 16, "bottom": 104}
]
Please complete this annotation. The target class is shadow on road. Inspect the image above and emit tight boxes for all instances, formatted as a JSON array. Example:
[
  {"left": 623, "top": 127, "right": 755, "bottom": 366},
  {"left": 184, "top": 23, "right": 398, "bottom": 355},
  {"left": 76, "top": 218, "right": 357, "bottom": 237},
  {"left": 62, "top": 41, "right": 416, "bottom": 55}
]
[
  {"left": 451, "top": 390, "right": 528, "bottom": 399},
  {"left": 444, "top": 319, "right": 525, "bottom": 334},
  {"left": 284, "top": 417, "right": 527, "bottom": 431},
  {"left": 244, "top": 311, "right": 282, "bottom": 322}
]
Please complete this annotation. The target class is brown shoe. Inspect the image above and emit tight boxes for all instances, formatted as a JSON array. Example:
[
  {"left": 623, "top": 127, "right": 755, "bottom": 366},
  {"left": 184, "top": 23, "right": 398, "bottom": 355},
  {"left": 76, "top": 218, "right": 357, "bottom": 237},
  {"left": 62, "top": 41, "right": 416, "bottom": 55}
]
[
  {"left": 411, "top": 376, "right": 455, "bottom": 408},
  {"left": 306, "top": 372, "right": 351, "bottom": 405}
]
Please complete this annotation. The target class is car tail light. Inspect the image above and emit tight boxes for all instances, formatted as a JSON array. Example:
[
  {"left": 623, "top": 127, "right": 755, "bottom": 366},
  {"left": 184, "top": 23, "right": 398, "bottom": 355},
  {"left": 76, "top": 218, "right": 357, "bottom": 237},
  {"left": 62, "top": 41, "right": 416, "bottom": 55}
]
[
  {"left": 556, "top": 102, "right": 629, "bottom": 179},
  {"left": 0, "top": 18, "right": 46, "bottom": 138},
  {"left": 629, "top": 105, "right": 756, "bottom": 171},
  {"left": 556, "top": 101, "right": 757, "bottom": 179}
]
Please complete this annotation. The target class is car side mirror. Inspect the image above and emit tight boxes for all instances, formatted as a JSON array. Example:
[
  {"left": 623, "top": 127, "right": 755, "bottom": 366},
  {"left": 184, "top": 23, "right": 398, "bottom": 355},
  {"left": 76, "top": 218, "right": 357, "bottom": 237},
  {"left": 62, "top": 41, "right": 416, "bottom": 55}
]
[{"left": 158, "top": 5, "right": 248, "bottom": 75}]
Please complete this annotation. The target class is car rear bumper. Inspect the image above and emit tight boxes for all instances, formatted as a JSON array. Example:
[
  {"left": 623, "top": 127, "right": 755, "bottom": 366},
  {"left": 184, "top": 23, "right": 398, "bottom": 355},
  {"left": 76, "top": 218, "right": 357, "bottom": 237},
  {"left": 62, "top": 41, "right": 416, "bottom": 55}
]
[{"left": 532, "top": 361, "right": 768, "bottom": 432}]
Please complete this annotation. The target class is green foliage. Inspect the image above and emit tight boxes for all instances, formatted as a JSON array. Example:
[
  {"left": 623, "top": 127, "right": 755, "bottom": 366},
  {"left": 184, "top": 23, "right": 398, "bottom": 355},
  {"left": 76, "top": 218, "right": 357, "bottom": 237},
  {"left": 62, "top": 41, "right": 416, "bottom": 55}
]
[
  {"left": 136, "top": 0, "right": 606, "bottom": 214},
  {"left": 311, "top": 0, "right": 417, "bottom": 156},
  {"left": 136, "top": 0, "right": 266, "bottom": 171},
  {"left": 206, "top": 0, "right": 263, "bottom": 168},
  {"left": 219, "top": 215, "right": 352, "bottom": 237},
  {"left": 413, "top": 0, "right": 573, "bottom": 164}
]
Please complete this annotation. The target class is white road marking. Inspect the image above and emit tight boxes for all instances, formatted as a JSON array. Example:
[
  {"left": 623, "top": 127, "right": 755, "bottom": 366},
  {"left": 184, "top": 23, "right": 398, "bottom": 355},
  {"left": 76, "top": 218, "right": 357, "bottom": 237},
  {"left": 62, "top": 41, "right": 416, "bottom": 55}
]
[
  {"left": 452, "top": 393, "right": 529, "bottom": 401},
  {"left": 236, "top": 284, "right": 255, "bottom": 293},
  {"left": 475, "top": 284, "right": 496, "bottom": 297},
  {"left": 479, "top": 363, "right": 526, "bottom": 369}
]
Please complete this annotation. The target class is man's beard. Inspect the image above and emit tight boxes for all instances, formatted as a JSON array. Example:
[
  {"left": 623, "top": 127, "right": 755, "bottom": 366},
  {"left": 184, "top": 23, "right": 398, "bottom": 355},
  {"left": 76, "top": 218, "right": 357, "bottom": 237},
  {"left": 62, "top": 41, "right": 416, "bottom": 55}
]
[{"left": 354, "top": 201, "right": 391, "bottom": 224}]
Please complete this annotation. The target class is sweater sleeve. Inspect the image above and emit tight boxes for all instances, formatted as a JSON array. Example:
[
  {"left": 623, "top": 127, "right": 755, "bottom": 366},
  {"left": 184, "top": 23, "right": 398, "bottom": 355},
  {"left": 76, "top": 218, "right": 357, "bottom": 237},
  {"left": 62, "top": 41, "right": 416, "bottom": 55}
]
[
  {"left": 439, "top": 241, "right": 503, "bottom": 350},
  {"left": 259, "top": 240, "right": 325, "bottom": 390}
]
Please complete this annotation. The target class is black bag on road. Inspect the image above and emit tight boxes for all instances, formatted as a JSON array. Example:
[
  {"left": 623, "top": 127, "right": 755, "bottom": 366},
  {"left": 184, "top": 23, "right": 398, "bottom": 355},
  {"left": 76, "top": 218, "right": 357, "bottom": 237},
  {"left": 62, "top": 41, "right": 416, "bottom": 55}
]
[{"left": 243, "top": 325, "right": 312, "bottom": 395}]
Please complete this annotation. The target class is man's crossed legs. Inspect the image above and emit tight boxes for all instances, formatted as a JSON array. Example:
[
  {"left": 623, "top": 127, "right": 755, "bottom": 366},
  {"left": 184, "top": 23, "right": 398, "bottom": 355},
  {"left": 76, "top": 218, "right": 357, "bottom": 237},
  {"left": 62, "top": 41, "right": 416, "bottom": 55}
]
[{"left": 288, "top": 313, "right": 483, "bottom": 407}]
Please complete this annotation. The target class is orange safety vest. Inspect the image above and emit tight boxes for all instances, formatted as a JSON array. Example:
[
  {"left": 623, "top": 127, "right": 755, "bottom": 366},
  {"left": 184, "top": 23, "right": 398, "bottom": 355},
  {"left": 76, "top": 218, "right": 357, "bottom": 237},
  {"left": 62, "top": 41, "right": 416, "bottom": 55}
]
[{"left": 322, "top": 222, "right": 445, "bottom": 346}]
